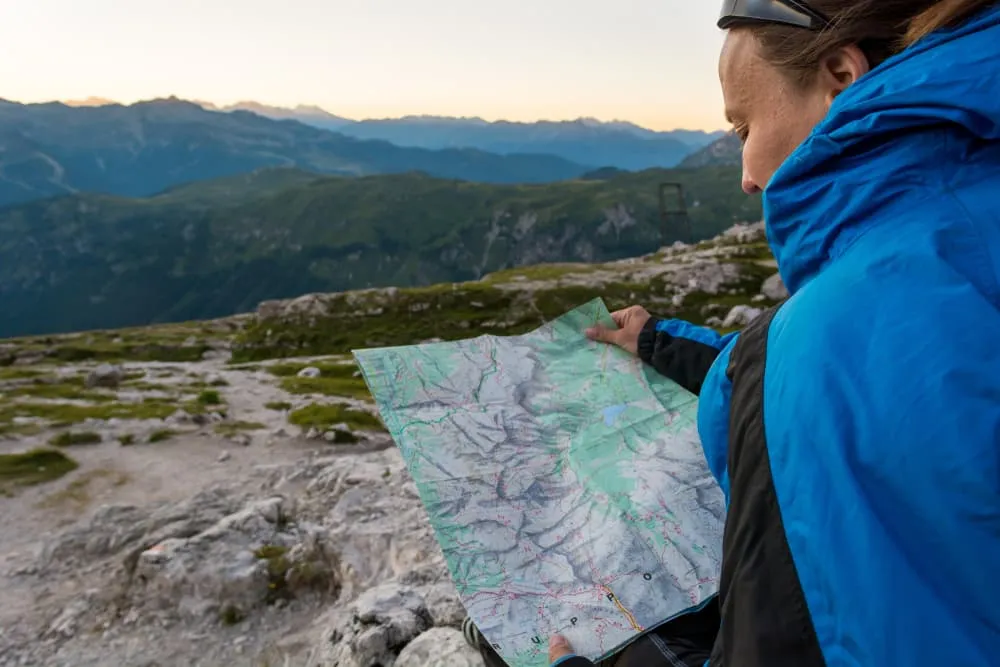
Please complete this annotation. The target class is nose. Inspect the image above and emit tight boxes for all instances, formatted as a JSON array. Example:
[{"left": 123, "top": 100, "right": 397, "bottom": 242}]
[{"left": 741, "top": 171, "right": 762, "bottom": 195}]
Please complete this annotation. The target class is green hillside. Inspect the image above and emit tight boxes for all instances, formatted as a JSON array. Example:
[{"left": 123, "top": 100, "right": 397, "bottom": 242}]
[
  {"left": 0, "top": 222, "right": 776, "bottom": 369},
  {"left": 0, "top": 165, "right": 760, "bottom": 338}
]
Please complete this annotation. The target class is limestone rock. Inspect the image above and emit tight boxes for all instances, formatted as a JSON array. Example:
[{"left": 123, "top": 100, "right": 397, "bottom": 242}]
[
  {"left": 761, "top": 272, "right": 789, "bottom": 300},
  {"left": 422, "top": 582, "right": 467, "bottom": 628},
  {"left": 395, "top": 627, "right": 484, "bottom": 667},
  {"left": 722, "top": 305, "right": 763, "bottom": 328},
  {"left": 318, "top": 584, "right": 433, "bottom": 667},
  {"left": 297, "top": 366, "right": 321, "bottom": 379},
  {"left": 128, "top": 496, "right": 339, "bottom": 623},
  {"left": 86, "top": 363, "right": 124, "bottom": 388},
  {"left": 37, "top": 487, "right": 242, "bottom": 573}
]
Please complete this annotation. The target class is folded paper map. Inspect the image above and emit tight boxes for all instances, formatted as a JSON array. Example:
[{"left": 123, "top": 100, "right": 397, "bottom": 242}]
[{"left": 353, "top": 298, "right": 725, "bottom": 667}]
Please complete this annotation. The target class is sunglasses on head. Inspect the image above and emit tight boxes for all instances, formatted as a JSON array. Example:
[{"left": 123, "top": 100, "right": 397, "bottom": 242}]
[{"left": 718, "top": 0, "right": 831, "bottom": 30}]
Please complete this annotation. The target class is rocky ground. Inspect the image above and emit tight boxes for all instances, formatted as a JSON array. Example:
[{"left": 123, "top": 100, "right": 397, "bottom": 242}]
[{"left": 0, "top": 222, "right": 783, "bottom": 667}]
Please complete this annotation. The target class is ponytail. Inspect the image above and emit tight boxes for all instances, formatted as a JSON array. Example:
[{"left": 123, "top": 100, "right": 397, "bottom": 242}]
[{"left": 904, "top": 0, "right": 998, "bottom": 45}]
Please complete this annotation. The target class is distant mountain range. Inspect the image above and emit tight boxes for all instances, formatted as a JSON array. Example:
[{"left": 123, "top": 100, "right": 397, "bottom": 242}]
[
  {"left": 0, "top": 165, "right": 760, "bottom": 338},
  {"left": 0, "top": 98, "right": 593, "bottom": 208},
  {"left": 679, "top": 132, "right": 742, "bottom": 168},
  {"left": 208, "top": 101, "right": 724, "bottom": 171}
]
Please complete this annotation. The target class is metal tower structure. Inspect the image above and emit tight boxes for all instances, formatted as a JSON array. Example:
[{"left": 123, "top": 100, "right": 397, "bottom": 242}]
[{"left": 658, "top": 182, "right": 691, "bottom": 246}]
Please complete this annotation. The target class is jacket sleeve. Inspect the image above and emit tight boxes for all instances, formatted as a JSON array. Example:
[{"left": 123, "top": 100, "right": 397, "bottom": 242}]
[
  {"left": 551, "top": 656, "right": 596, "bottom": 667},
  {"left": 637, "top": 317, "right": 738, "bottom": 395}
]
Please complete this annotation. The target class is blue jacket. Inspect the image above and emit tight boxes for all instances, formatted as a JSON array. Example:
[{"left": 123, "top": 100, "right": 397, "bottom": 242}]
[
  {"left": 555, "top": 7, "right": 1000, "bottom": 666},
  {"left": 690, "top": 6, "right": 1000, "bottom": 666}
]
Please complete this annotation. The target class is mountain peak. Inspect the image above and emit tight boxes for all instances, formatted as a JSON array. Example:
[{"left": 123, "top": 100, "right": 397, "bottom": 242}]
[{"left": 63, "top": 96, "right": 117, "bottom": 107}]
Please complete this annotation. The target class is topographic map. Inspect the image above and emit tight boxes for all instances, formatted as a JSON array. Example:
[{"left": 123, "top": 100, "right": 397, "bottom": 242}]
[{"left": 354, "top": 298, "right": 725, "bottom": 667}]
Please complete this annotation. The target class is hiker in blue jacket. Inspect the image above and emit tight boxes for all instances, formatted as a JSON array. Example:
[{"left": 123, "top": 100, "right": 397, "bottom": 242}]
[{"left": 542, "top": 0, "right": 1000, "bottom": 666}]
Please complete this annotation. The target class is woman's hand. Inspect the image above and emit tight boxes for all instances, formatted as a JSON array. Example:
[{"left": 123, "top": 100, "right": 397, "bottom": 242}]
[
  {"left": 585, "top": 305, "right": 652, "bottom": 356},
  {"left": 549, "top": 634, "right": 575, "bottom": 663}
]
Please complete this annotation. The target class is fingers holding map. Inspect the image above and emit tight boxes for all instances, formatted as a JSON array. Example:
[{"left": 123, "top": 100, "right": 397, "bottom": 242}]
[{"left": 353, "top": 298, "right": 725, "bottom": 667}]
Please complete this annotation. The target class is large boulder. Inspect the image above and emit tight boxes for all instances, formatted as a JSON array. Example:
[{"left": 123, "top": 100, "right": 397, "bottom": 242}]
[{"left": 129, "top": 496, "right": 340, "bottom": 623}]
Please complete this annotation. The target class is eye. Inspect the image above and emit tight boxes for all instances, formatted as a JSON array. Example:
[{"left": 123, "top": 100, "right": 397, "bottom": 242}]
[{"left": 734, "top": 124, "right": 749, "bottom": 144}]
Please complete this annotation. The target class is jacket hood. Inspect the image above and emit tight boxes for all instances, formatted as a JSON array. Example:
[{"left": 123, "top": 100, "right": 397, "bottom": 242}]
[{"left": 762, "top": 3, "right": 1000, "bottom": 295}]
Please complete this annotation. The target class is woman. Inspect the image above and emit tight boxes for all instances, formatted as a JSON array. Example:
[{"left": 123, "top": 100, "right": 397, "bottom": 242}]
[{"left": 545, "top": 0, "right": 1000, "bottom": 665}]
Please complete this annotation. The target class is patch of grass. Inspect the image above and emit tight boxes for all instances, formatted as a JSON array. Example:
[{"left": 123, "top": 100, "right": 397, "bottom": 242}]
[
  {"left": 48, "top": 343, "right": 210, "bottom": 364},
  {"left": 264, "top": 401, "right": 292, "bottom": 411},
  {"left": 49, "top": 431, "right": 102, "bottom": 447},
  {"left": 227, "top": 363, "right": 262, "bottom": 372},
  {"left": 121, "top": 380, "right": 176, "bottom": 392},
  {"left": 118, "top": 433, "right": 136, "bottom": 446},
  {"left": 219, "top": 604, "right": 246, "bottom": 626},
  {"left": 254, "top": 544, "right": 292, "bottom": 604},
  {"left": 483, "top": 262, "right": 600, "bottom": 282},
  {"left": 278, "top": 376, "right": 371, "bottom": 401},
  {"left": 0, "top": 421, "right": 43, "bottom": 438},
  {"left": 288, "top": 403, "right": 384, "bottom": 432},
  {"left": 214, "top": 421, "right": 266, "bottom": 436},
  {"left": 209, "top": 378, "right": 229, "bottom": 387},
  {"left": 0, "top": 400, "right": 178, "bottom": 428},
  {"left": 148, "top": 429, "right": 177, "bottom": 443},
  {"left": 5, "top": 379, "right": 116, "bottom": 402},
  {"left": 0, "top": 367, "right": 45, "bottom": 380},
  {"left": 196, "top": 390, "right": 223, "bottom": 405},
  {"left": 35, "top": 468, "right": 129, "bottom": 509},
  {"left": 0, "top": 448, "right": 78, "bottom": 491}
]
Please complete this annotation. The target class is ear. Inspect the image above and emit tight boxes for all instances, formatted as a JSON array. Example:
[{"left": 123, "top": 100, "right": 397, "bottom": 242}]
[{"left": 818, "top": 44, "right": 870, "bottom": 105}]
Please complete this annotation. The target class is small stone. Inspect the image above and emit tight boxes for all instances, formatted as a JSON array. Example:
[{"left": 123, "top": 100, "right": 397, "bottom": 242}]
[
  {"left": 325, "top": 428, "right": 359, "bottom": 444},
  {"left": 218, "top": 451, "right": 231, "bottom": 462},
  {"left": 166, "top": 409, "right": 190, "bottom": 425},
  {"left": 722, "top": 305, "right": 764, "bottom": 328},
  {"left": 762, "top": 272, "right": 789, "bottom": 300},
  {"left": 86, "top": 364, "right": 124, "bottom": 389},
  {"left": 297, "top": 367, "right": 321, "bottom": 379}
]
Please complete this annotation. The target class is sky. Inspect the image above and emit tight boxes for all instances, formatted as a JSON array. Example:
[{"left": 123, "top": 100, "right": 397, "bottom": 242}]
[{"left": 0, "top": 0, "right": 730, "bottom": 132}]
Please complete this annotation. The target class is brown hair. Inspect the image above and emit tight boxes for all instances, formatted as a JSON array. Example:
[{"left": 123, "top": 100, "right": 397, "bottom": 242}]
[{"left": 747, "top": 0, "right": 997, "bottom": 85}]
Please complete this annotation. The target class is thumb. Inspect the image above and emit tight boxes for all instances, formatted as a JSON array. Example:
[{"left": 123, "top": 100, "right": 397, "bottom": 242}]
[
  {"left": 585, "top": 324, "right": 620, "bottom": 345},
  {"left": 548, "top": 634, "right": 575, "bottom": 663}
]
